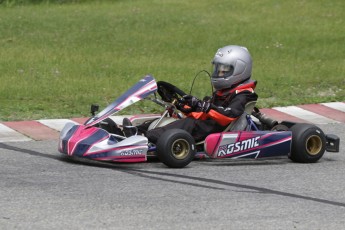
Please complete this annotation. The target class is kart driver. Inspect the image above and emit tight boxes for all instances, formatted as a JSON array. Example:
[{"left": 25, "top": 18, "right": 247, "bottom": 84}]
[{"left": 144, "top": 45, "right": 258, "bottom": 143}]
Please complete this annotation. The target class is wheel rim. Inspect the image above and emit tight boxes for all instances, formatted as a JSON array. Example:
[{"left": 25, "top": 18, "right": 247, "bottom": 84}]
[
  {"left": 306, "top": 135, "right": 322, "bottom": 155},
  {"left": 171, "top": 139, "right": 190, "bottom": 160}
]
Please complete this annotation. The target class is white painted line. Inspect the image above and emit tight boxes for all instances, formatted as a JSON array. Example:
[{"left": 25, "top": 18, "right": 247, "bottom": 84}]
[
  {"left": 0, "top": 124, "right": 32, "bottom": 142},
  {"left": 273, "top": 106, "right": 339, "bottom": 124},
  {"left": 321, "top": 102, "right": 345, "bottom": 113},
  {"left": 37, "top": 119, "right": 78, "bottom": 131}
]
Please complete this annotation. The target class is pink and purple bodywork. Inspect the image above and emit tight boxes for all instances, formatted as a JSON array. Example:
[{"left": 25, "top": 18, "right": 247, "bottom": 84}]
[
  {"left": 58, "top": 75, "right": 156, "bottom": 162},
  {"left": 58, "top": 74, "right": 293, "bottom": 163},
  {"left": 204, "top": 131, "right": 291, "bottom": 159}
]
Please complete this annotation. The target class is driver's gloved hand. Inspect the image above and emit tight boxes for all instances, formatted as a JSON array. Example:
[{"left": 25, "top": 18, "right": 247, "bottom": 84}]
[
  {"left": 182, "top": 95, "right": 200, "bottom": 108},
  {"left": 175, "top": 102, "right": 186, "bottom": 111},
  {"left": 196, "top": 100, "right": 212, "bottom": 113}
]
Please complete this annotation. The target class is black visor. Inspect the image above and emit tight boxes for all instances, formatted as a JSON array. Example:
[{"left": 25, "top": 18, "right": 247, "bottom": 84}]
[{"left": 212, "top": 63, "right": 234, "bottom": 78}]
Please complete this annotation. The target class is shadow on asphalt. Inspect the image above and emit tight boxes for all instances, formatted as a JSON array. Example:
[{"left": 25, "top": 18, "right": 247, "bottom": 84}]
[{"left": 2, "top": 142, "right": 345, "bottom": 208}]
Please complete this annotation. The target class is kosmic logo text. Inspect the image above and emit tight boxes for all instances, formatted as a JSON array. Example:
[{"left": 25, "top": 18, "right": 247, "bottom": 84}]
[
  {"left": 120, "top": 149, "right": 143, "bottom": 156},
  {"left": 218, "top": 136, "right": 260, "bottom": 157}
]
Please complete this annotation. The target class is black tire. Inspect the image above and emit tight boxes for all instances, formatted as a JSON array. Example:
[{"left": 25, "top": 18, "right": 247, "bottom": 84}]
[
  {"left": 271, "top": 124, "right": 289, "bottom": 131},
  {"left": 289, "top": 123, "right": 326, "bottom": 163},
  {"left": 156, "top": 129, "right": 196, "bottom": 168}
]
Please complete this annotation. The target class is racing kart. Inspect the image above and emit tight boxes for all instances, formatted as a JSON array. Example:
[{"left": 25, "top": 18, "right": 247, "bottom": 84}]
[{"left": 58, "top": 75, "right": 340, "bottom": 168}]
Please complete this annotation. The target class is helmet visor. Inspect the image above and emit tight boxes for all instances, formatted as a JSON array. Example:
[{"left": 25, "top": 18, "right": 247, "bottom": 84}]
[{"left": 212, "top": 63, "right": 234, "bottom": 78}]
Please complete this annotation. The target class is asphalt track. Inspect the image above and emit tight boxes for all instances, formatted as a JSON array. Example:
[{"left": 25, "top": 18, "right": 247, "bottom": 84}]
[{"left": 0, "top": 102, "right": 344, "bottom": 229}]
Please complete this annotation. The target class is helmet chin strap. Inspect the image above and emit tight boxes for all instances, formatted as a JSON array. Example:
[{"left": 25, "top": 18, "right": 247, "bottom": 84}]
[{"left": 229, "top": 77, "right": 251, "bottom": 89}]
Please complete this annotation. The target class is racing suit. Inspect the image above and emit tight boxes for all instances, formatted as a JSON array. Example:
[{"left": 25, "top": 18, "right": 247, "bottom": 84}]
[{"left": 145, "top": 80, "right": 258, "bottom": 143}]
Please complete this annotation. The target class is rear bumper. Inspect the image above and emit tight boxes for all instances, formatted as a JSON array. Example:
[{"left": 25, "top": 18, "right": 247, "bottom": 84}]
[{"left": 325, "top": 134, "right": 340, "bottom": 152}]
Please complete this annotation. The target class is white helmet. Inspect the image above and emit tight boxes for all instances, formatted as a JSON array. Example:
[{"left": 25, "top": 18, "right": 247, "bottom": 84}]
[{"left": 211, "top": 45, "right": 252, "bottom": 90}]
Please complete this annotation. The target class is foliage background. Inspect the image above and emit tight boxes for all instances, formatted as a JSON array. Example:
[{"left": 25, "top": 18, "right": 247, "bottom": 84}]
[{"left": 0, "top": 0, "right": 344, "bottom": 121}]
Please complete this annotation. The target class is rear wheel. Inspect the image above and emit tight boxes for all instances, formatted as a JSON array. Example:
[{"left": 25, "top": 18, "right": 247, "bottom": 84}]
[
  {"left": 156, "top": 129, "right": 195, "bottom": 168},
  {"left": 271, "top": 124, "right": 289, "bottom": 131},
  {"left": 289, "top": 123, "right": 326, "bottom": 163}
]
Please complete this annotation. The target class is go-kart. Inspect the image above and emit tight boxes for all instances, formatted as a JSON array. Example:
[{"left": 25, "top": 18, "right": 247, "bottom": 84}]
[{"left": 58, "top": 75, "right": 340, "bottom": 168}]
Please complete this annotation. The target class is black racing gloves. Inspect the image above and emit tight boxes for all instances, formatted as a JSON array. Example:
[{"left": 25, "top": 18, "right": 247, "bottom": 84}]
[{"left": 177, "top": 95, "right": 212, "bottom": 113}]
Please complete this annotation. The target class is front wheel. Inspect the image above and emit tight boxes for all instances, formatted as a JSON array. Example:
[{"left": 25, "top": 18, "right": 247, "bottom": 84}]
[
  {"left": 289, "top": 123, "right": 326, "bottom": 163},
  {"left": 156, "top": 129, "right": 196, "bottom": 168}
]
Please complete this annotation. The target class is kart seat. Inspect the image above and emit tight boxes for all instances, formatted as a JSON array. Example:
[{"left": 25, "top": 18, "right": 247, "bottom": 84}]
[
  {"left": 196, "top": 101, "right": 257, "bottom": 146},
  {"left": 223, "top": 100, "right": 257, "bottom": 132}
]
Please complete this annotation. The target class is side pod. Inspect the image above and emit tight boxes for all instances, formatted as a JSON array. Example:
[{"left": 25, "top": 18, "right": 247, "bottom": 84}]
[{"left": 204, "top": 131, "right": 292, "bottom": 159}]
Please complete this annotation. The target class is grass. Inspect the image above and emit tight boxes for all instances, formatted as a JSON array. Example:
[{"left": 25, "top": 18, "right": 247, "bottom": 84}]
[{"left": 0, "top": 0, "right": 344, "bottom": 121}]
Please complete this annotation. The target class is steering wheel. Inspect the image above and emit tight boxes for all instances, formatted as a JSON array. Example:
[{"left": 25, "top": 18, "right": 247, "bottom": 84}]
[{"left": 157, "top": 81, "right": 187, "bottom": 103}]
